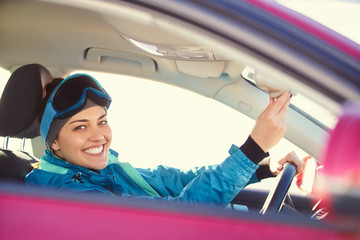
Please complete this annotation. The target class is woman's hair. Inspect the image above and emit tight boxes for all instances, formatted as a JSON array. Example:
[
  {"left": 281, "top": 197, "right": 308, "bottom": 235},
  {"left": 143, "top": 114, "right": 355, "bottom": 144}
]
[{"left": 38, "top": 78, "right": 64, "bottom": 124}]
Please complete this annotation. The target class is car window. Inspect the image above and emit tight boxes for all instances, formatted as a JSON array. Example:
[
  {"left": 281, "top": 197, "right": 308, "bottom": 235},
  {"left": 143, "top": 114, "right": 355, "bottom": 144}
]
[
  {"left": 0, "top": 67, "right": 9, "bottom": 98},
  {"left": 73, "top": 71, "right": 310, "bottom": 171},
  {"left": 0, "top": 66, "right": 311, "bottom": 194},
  {"left": 73, "top": 71, "right": 315, "bottom": 195}
]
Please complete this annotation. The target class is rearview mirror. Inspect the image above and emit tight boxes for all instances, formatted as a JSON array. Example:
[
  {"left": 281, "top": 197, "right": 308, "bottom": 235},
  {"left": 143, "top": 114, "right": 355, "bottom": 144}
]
[{"left": 241, "top": 66, "right": 295, "bottom": 98}]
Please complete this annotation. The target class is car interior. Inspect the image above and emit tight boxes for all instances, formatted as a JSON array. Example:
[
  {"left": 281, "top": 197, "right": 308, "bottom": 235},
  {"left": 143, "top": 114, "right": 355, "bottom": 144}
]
[
  {"left": 0, "top": 63, "right": 314, "bottom": 214},
  {"left": 0, "top": 1, "right": 333, "bottom": 157},
  {"left": 0, "top": 0, "right": 359, "bottom": 227}
]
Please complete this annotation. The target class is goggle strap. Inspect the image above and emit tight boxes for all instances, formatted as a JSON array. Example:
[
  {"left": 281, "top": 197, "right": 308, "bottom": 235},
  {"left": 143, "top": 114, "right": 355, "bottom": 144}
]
[{"left": 40, "top": 102, "right": 57, "bottom": 146}]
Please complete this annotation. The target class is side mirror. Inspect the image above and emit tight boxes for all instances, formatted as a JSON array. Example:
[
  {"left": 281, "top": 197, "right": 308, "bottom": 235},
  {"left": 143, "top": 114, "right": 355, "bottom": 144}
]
[{"left": 296, "top": 156, "right": 318, "bottom": 194}]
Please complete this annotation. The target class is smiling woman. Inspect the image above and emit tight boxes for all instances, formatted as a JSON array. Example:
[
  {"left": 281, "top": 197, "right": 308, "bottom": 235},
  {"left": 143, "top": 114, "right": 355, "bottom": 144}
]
[{"left": 23, "top": 69, "right": 305, "bottom": 207}]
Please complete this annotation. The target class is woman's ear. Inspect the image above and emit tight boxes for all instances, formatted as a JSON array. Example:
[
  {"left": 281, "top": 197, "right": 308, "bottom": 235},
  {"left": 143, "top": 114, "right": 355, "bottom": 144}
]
[{"left": 51, "top": 140, "right": 60, "bottom": 151}]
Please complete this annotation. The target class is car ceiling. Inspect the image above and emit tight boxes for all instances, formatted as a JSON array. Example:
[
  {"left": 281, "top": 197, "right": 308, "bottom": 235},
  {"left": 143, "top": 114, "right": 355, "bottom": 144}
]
[
  {"left": 0, "top": 0, "right": 244, "bottom": 95},
  {"left": 1, "top": 0, "right": 349, "bottom": 159}
]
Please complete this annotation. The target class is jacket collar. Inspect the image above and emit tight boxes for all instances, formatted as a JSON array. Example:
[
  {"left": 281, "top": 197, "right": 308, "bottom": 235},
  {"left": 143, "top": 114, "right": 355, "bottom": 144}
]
[
  {"left": 40, "top": 148, "right": 119, "bottom": 174},
  {"left": 40, "top": 149, "right": 92, "bottom": 174}
]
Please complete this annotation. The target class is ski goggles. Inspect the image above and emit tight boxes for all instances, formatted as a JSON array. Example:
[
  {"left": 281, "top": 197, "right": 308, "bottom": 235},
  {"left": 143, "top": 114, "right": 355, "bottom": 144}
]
[{"left": 40, "top": 74, "right": 112, "bottom": 145}]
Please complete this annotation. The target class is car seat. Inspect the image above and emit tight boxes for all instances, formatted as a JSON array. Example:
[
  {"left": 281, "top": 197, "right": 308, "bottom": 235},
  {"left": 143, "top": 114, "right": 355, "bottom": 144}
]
[{"left": 0, "top": 64, "right": 53, "bottom": 182}]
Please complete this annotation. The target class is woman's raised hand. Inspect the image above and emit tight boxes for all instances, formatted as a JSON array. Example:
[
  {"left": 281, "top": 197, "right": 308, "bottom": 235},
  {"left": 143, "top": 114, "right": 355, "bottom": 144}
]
[{"left": 250, "top": 91, "right": 291, "bottom": 153}]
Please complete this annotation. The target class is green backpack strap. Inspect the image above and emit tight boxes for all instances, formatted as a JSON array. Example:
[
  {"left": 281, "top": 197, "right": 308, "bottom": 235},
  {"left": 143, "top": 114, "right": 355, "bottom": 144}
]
[{"left": 118, "top": 162, "right": 160, "bottom": 197}]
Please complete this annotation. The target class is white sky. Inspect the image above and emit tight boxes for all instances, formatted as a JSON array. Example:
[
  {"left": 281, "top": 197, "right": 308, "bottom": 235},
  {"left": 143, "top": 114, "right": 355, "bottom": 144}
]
[{"left": 276, "top": 0, "right": 360, "bottom": 44}]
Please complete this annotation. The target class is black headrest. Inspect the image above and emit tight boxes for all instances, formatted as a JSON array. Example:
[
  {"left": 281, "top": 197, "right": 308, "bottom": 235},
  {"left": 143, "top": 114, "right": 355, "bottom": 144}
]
[{"left": 0, "top": 64, "right": 53, "bottom": 138}]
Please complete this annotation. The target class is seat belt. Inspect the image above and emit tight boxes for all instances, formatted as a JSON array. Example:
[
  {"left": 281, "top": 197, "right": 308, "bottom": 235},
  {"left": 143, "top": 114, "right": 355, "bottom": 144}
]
[{"left": 118, "top": 162, "right": 161, "bottom": 197}]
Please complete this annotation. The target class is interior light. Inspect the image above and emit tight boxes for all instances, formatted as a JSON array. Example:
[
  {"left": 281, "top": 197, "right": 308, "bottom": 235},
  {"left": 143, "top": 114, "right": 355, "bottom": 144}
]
[
  {"left": 128, "top": 39, "right": 164, "bottom": 56},
  {"left": 128, "top": 38, "right": 215, "bottom": 60}
]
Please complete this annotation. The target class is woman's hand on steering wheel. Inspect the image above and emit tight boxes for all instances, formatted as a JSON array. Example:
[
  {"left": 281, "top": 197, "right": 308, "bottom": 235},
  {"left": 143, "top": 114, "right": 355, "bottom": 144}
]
[{"left": 270, "top": 151, "right": 304, "bottom": 176}]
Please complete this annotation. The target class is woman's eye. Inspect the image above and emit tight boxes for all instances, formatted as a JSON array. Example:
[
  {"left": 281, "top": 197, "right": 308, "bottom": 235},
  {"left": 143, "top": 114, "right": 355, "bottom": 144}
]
[
  {"left": 99, "top": 120, "right": 108, "bottom": 125},
  {"left": 74, "top": 125, "right": 86, "bottom": 131}
]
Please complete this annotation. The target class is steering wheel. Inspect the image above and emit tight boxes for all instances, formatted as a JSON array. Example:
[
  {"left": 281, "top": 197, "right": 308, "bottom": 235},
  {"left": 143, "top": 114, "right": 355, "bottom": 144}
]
[{"left": 260, "top": 162, "right": 297, "bottom": 214}]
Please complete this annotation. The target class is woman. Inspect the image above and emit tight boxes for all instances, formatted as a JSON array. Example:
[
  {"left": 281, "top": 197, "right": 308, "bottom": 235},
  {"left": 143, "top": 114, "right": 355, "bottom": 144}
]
[{"left": 25, "top": 73, "right": 302, "bottom": 206}]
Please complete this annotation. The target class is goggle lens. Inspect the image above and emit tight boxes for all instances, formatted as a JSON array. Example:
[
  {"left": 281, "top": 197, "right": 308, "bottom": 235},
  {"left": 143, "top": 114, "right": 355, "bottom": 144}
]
[{"left": 53, "top": 75, "right": 107, "bottom": 112}]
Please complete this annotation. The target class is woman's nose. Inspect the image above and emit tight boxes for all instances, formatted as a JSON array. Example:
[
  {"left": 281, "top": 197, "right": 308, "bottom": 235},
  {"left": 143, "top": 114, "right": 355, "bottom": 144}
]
[{"left": 88, "top": 126, "right": 105, "bottom": 141}]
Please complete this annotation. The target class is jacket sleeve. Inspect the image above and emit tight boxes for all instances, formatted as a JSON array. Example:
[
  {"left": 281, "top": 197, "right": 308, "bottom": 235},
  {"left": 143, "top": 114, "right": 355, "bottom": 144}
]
[{"left": 137, "top": 145, "right": 259, "bottom": 206}]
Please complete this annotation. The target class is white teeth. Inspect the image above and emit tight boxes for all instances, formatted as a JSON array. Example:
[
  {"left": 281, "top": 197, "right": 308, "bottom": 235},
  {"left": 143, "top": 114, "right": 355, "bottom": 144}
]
[{"left": 84, "top": 145, "right": 103, "bottom": 154}]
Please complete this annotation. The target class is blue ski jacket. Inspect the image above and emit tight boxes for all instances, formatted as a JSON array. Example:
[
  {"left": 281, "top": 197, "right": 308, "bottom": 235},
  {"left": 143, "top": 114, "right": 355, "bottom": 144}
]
[{"left": 25, "top": 145, "right": 259, "bottom": 206}]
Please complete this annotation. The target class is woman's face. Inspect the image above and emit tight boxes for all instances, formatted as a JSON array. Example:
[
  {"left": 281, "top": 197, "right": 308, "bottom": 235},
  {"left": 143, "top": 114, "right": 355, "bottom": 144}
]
[{"left": 51, "top": 106, "right": 112, "bottom": 170}]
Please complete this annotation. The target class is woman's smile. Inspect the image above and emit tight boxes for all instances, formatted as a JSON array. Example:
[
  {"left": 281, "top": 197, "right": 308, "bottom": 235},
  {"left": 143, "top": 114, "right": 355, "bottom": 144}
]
[{"left": 84, "top": 144, "right": 104, "bottom": 155}]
